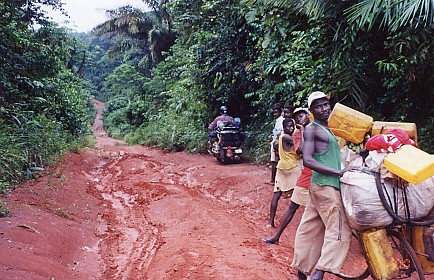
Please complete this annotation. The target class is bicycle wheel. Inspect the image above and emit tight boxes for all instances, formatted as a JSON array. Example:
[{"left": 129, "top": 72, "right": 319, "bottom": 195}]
[{"left": 387, "top": 230, "right": 425, "bottom": 280}]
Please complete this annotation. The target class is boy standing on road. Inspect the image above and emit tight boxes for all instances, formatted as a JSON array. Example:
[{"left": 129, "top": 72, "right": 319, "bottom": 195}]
[
  {"left": 290, "top": 92, "right": 358, "bottom": 280},
  {"left": 263, "top": 108, "right": 312, "bottom": 243},
  {"left": 267, "top": 118, "right": 301, "bottom": 228},
  {"left": 266, "top": 106, "right": 284, "bottom": 185}
]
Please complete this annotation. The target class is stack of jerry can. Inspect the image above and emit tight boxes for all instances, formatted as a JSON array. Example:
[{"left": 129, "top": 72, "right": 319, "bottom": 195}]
[
  {"left": 371, "top": 121, "right": 418, "bottom": 144},
  {"left": 328, "top": 102, "right": 434, "bottom": 184},
  {"left": 328, "top": 103, "right": 373, "bottom": 144}
]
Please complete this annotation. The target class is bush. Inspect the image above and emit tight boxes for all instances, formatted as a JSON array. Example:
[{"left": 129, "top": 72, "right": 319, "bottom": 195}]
[
  {"left": 104, "top": 107, "right": 133, "bottom": 139},
  {"left": 0, "top": 113, "right": 93, "bottom": 194}
]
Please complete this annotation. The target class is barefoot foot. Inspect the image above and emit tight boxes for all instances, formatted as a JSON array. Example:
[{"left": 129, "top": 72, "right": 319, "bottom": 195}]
[{"left": 262, "top": 237, "right": 278, "bottom": 244}]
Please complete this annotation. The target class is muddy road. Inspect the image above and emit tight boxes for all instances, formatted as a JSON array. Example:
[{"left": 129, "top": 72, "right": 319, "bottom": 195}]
[{"left": 0, "top": 99, "right": 369, "bottom": 279}]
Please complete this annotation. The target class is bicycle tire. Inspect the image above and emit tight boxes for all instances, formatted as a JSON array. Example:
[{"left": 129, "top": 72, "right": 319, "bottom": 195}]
[{"left": 387, "top": 229, "right": 425, "bottom": 280}]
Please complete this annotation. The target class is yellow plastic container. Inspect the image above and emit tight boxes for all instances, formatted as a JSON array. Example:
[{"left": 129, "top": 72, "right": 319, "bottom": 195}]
[
  {"left": 407, "top": 226, "right": 434, "bottom": 274},
  {"left": 384, "top": 145, "right": 434, "bottom": 184},
  {"left": 360, "top": 228, "right": 400, "bottom": 279},
  {"left": 328, "top": 103, "right": 373, "bottom": 144},
  {"left": 372, "top": 121, "right": 418, "bottom": 144}
]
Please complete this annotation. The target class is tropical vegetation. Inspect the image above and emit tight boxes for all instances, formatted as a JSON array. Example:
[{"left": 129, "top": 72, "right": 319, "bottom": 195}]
[
  {"left": 1, "top": 0, "right": 433, "bottom": 211},
  {"left": 0, "top": 0, "right": 94, "bottom": 203},
  {"left": 86, "top": 0, "right": 433, "bottom": 156}
]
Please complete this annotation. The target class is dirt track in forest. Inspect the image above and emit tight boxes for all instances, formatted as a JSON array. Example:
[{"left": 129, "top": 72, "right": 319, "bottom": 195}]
[{"left": 0, "top": 99, "right": 372, "bottom": 279}]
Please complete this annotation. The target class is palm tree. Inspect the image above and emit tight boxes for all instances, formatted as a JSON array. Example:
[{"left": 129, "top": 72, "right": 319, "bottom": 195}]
[
  {"left": 92, "top": 3, "right": 176, "bottom": 68},
  {"left": 92, "top": 5, "right": 155, "bottom": 47}
]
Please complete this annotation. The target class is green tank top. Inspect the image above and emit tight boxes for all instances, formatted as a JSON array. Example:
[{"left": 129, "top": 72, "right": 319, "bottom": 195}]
[{"left": 311, "top": 121, "right": 342, "bottom": 190}]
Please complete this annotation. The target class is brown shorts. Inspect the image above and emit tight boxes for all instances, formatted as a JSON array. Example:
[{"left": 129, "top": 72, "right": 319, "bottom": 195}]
[
  {"left": 274, "top": 167, "right": 301, "bottom": 192},
  {"left": 291, "top": 186, "right": 310, "bottom": 207}
]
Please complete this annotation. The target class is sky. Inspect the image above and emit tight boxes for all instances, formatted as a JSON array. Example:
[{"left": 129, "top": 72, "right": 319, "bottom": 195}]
[{"left": 45, "top": 0, "right": 150, "bottom": 33}]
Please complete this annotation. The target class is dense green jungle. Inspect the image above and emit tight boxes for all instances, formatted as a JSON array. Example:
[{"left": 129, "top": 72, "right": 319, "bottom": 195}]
[{"left": 1, "top": 0, "right": 433, "bottom": 212}]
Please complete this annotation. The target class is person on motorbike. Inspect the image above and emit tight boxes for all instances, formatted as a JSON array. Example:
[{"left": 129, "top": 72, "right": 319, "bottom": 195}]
[
  {"left": 208, "top": 106, "right": 234, "bottom": 131},
  {"left": 208, "top": 106, "right": 234, "bottom": 150}
]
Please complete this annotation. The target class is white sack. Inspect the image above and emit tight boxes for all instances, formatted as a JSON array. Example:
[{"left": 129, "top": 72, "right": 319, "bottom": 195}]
[
  {"left": 365, "top": 150, "right": 398, "bottom": 179},
  {"left": 341, "top": 172, "right": 434, "bottom": 231},
  {"left": 406, "top": 176, "right": 434, "bottom": 219},
  {"left": 341, "top": 146, "right": 360, "bottom": 167},
  {"left": 341, "top": 171, "right": 396, "bottom": 230},
  {"left": 364, "top": 151, "right": 387, "bottom": 172}
]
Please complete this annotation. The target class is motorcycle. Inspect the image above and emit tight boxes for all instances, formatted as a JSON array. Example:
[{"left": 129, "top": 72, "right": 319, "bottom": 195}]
[{"left": 207, "top": 118, "right": 245, "bottom": 164}]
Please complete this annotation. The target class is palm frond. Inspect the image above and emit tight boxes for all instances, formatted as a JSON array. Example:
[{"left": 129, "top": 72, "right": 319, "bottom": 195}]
[
  {"left": 344, "top": 0, "right": 381, "bottom": 30},
  {"left": 345, "top": 0, "right": 433, "bottom": 32},
  {"left": 391, "top": 0, "right": 433, "bottom": 31},
  {"left": 330, "top": 67, "right": 368, "bottom": 110}
]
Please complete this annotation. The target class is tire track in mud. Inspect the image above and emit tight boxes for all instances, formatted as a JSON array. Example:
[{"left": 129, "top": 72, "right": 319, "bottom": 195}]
[
  {"left": 84, "top": 151, "right": 167, "bottom": 279},
  {"left": 142, "top": 160, "right": 293, "bottom": 280},
  {"left": 84, "top": 150, "right": 223, "bottom": 279},
  {"left": 84, "top": 146, "right": 292, "bottom": 279}
]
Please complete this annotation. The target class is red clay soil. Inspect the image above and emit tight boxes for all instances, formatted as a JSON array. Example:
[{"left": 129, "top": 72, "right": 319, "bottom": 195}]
[{"left": 0, "top": 99, "right": 371, "bottom": 279}]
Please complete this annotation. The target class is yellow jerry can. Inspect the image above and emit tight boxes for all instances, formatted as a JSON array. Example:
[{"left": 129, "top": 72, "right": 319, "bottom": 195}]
[
  {"left": 406, "top": 226, "right": 434, "bottom": 274},
  {"left": 372, "top": 121, "right": 418, "bottom": 144},
  {"left": 328, "top": 103, "right": 373, "bottom": 144},
  {"left": 384, "top": 145, "right": 434, "bottom": 184},
  {"left": 360, "top": 228, "right": 400, "bottom": 279}
]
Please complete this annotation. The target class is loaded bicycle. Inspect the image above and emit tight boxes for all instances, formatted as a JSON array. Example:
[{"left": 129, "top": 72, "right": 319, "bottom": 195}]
[{"left": 336, "top": 170, "right": 434, "bottom": 280}]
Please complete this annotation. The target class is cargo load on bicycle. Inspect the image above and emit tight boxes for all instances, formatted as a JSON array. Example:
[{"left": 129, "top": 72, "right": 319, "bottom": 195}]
[
  {"left": 327, "top": 103, "right": 434, "bottom": 230},
  {"left": 328, "top": 103, "right": 434, "bottom": 279},
  {"left": 340, "top": 171, "right": 434, "bottom": 231}
]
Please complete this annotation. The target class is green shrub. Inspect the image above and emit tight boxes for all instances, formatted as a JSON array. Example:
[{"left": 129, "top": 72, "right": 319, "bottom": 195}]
[
  {"left": 0, "top": 112, "right": 93, "bottom": 194},
  {"left": 0, "top": 127, "right": 27, "bottom": 193},
  {"left": 104, "top": 107, "right": 134, "bottom": 139}
]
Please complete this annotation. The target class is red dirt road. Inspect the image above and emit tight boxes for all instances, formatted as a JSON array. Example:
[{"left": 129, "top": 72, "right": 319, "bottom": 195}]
[{"left": 0, "top": 99, "right": 369, "bottom": 279}]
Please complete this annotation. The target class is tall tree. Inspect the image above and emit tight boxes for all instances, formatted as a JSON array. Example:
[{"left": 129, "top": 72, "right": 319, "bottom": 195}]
[{"left": 92, "top": 5, "right": 176, "bottom": 70}]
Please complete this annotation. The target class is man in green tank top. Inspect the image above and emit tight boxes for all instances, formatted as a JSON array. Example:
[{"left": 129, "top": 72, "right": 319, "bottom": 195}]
[{"left": 290, "top": 92, "right": 358, "bottom": 280}]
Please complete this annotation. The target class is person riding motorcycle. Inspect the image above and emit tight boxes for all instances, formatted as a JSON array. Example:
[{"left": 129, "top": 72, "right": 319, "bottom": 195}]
[
  {"left": 208, "top": 106, "right": 234, "bottom": 131},
  {"left": 207, "top": 106, "right": 245, "bottom": 163},
  {"left": 208, "top": 106, "right": 234, "bottom": 143}
]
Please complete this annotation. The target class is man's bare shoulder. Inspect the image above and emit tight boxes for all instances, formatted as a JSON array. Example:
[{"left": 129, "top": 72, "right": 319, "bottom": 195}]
[
  {"left": 304, "top": 122, "right": 317, "bottom": 133},
  {"left": 305, "top": 122, "right": 328, "bottom": 142}
]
